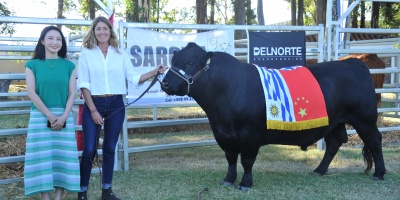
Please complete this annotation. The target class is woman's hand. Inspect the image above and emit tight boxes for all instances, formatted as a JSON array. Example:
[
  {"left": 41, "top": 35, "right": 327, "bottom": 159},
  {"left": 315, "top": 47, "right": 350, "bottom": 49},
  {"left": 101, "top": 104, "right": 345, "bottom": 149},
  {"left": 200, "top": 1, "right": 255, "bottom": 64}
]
[
  {"left": 48, "top": 115, "right": 66, "bottom": 130},
  {"left": 155, "top": 64, "right": 168, "bottom": 75},
  {"left": 140, "top": 65, "right": 169, "bottom": 83},
  {"left": 91, "top": 110, "right": 104, "bottom": 125}
]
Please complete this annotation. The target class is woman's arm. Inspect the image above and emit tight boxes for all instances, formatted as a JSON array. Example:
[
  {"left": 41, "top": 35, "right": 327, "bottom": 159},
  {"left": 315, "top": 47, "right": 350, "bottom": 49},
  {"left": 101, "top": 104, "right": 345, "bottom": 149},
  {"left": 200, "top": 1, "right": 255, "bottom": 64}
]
[
  {"left": 138, "top": 64, "right": 167, "bottom": 83},
  {"left": 81, "top": 88, "right": 104, "bottom": 125}
]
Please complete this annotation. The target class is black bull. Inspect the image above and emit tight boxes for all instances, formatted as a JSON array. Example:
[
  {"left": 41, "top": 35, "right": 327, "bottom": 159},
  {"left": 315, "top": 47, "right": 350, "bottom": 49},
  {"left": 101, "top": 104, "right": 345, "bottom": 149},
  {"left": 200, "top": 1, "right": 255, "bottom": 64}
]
[{"left": 160, "top": 42, "right": 386, "bottom": 190}]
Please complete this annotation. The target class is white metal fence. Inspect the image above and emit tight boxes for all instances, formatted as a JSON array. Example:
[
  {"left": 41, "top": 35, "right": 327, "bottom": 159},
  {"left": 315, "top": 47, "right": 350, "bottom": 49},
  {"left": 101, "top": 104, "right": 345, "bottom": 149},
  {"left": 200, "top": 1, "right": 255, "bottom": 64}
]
[{"left": 326, "top": 0, "right": 400, "bottom": 133}]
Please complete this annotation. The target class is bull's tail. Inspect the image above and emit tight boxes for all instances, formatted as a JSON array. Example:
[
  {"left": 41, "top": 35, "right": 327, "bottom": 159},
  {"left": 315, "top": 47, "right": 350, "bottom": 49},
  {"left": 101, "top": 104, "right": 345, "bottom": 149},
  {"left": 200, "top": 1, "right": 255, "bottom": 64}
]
[{"left": 362, "top": 145, "right": 374, "bottom": 174}]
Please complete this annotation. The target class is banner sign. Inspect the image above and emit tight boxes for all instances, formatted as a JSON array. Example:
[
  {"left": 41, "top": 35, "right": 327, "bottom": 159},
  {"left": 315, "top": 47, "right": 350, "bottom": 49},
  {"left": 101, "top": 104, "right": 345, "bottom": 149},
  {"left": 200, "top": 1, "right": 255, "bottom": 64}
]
[
  {"left": 126, "top": 28, "right": 233, "bottom": 105},
  {"left": 248, "top": 31, "right": 305, "bottom": 68}
]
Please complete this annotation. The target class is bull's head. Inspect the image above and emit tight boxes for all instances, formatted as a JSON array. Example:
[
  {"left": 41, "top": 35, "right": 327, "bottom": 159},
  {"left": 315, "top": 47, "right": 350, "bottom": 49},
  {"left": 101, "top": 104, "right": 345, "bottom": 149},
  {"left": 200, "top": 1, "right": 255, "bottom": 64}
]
[{"left": 160, "top": 42, "right": 211, "bottom": 96}]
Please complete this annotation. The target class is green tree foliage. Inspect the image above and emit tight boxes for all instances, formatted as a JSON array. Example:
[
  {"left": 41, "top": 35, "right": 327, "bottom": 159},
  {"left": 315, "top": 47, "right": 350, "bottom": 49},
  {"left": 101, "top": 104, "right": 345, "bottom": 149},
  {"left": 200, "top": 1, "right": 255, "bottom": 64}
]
[
  {"left": 124, "top": 0, "right": 135, "bottom": 21},
  {"left": 246, "top": 0, "right": 257, "bottom": 25},
  {"left": 350, "top": 2, "right": 400, "bottom": 29},
  {"left": 79, "top": 0, "right": 99, "bottom": 20},
  {"left": 380, "top": 2, "right": 400, "bottom": 29},
  {"left": 124, "top": 0, "right": 151, "bottom": 22},
  {"left": 213, "top": 0, "right": 234, "bottom": 24},
  {"left": 284, "top": 0, "right": 400, "bottom": 28},
  {"left": 284, "top": 0, "right": 315, "bottom": 25},
  {"left": 302, "top": 0, "right": 315, "bottom": 25},
  {"left": 56, "top": 0, "right": 78, "bottom": 18},
  {"left": 0, "top": 1, "right": 15, "bottom": 35}
]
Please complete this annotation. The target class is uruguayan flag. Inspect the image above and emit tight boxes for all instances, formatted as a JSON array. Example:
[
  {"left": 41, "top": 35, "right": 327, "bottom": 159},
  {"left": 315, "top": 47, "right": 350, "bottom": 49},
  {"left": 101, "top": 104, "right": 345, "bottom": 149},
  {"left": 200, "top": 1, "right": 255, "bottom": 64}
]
[{"left": 256, "top": 66, "right": 300, "bottom": 122}]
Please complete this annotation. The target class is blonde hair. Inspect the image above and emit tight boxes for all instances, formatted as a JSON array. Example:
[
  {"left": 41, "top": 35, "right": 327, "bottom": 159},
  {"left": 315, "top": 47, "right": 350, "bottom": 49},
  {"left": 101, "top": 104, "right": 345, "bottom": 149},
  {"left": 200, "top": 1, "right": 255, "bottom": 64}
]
[{"left": 82, "top": 16, "right": 120, "bottom": 53}]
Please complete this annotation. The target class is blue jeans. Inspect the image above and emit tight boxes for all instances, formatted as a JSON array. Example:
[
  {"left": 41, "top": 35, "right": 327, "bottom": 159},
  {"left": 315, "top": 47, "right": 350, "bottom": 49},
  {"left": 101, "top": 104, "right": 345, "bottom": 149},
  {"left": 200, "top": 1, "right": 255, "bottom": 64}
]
[{"left": 80, "top": 95, "right": 125, "bottom": 189}]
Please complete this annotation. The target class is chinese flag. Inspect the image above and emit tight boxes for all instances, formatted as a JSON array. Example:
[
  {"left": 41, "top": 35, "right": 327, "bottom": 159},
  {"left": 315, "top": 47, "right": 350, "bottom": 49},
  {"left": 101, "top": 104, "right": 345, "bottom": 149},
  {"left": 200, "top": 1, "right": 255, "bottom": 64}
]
[{"left": 280, "top": 67, "right": 327, "bottom": 122}]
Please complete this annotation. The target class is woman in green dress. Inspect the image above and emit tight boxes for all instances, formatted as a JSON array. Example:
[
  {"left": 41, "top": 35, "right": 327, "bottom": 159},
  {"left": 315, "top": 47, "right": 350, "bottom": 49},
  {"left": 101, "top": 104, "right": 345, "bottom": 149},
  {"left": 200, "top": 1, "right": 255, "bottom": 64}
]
[{"left": 24, "top": 26, "right": 80, "bottom": 200}]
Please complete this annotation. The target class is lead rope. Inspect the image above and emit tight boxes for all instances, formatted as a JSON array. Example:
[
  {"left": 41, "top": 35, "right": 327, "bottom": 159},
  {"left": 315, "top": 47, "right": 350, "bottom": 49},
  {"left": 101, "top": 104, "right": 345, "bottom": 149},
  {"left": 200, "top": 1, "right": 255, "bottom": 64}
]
[{"left": 104, "top": 70, "right": 162, "bottom": 122}]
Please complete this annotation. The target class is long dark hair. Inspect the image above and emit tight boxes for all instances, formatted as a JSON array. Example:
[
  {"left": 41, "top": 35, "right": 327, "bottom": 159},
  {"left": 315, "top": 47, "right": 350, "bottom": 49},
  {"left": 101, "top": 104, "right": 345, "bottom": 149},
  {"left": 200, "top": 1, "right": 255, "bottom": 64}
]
[{"left": 32, "top": 26, "right": 67, "bottom": 60}]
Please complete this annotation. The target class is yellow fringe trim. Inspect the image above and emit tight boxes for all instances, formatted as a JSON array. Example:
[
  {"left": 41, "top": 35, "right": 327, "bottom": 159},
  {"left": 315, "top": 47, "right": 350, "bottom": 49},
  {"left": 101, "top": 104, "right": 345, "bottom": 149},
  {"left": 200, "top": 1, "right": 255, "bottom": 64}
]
[{"left": 266, "top": 117, "right": 329, "bottom": 131}]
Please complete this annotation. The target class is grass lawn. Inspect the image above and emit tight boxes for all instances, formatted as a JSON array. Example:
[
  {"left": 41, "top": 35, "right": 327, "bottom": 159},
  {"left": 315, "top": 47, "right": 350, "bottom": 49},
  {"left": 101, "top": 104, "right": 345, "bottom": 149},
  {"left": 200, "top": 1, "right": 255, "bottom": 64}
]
[{"left": 1, "top": 139, "right": 399, "bottom": 200}]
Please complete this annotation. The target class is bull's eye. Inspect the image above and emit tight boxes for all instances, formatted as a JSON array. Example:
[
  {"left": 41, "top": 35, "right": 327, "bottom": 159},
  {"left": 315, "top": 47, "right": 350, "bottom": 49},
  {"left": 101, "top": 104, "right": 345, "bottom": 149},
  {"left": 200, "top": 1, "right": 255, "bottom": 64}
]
[
  {"left": 182, "top": 63, "right": 192, "bottom": 70},
  {"left": 185, "top": 62, "right": 193, "bottom": 69}
]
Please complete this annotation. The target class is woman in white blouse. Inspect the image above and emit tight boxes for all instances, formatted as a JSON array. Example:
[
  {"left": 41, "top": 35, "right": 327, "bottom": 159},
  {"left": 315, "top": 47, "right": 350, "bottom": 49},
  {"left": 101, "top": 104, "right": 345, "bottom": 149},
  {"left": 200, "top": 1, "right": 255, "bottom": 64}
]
[{"left": 77, "top": 16, "right": 166, "bottom": 200}]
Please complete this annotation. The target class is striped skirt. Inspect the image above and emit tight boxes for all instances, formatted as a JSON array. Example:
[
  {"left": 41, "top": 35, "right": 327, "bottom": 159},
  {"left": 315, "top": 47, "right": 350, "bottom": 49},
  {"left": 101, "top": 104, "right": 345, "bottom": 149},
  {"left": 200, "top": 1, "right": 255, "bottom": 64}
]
[{"left": 24, "top": 108, "right": 80, "bottom": 196}]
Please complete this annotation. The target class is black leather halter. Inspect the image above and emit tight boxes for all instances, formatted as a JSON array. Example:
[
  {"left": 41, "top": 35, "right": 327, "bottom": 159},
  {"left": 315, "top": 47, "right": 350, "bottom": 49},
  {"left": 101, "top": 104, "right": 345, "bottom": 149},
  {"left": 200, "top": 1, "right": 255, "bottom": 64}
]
[{"left": 168, "top": 58, "right": 210, "bottom": 95}]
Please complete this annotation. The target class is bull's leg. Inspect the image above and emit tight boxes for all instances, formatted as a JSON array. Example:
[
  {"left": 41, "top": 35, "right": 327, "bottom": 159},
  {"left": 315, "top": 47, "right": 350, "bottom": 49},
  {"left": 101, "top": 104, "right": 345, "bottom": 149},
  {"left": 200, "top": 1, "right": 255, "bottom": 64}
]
[
  {"left": 353, "top": 123, "right": 386, "bottom": 180},
  {"left": 221, "top": 150, "right": 238, "bottom": 187},
  {"left": 237, "top": 147, "right": 259, "bottom": 191},
  {"left": 314, "top": 124, "right": 347, "bottom": 176}
]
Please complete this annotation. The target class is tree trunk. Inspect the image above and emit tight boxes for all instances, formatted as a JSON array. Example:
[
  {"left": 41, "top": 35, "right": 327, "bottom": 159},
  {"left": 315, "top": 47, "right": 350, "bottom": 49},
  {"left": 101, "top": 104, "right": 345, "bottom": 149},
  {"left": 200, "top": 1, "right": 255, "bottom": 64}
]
[
  {"left": 234, "top": 0, "right": 246, "bottom": 39},
  {"left": 291, "top": 0, "right": 297, "bottom": 25},
  {"left": 360, "top": 1, "right": 365, "bottom": 28},
  {"left": 88, "top": 0, "right": 96, "bottom": 20},
  {"left": 134, "top": 0, "right": 139, "bottom": 22},
  {"left": 315, "top": 0, "right": 326, "bottom": 26},
  {"left": 143, "top": 0, "right": 151, "bottom": 22},
  {"left": 343, "top": 0, "right": 353, "bottom": 47},
  {"left": 351, "top": 3, "right": 358, "bottom": 28},
  {"left": 57, "top": 0, "right": 64, "bottom": 29},
  {"left": 297, "top": 0, "right": 304, "bottom": 26},
  {"left": 371, "top": 2, "right": 380, "bottom": 28},
  {"left": 196, "top": 0, "right": 207, "bottom": 24},
  {"left": 246, "top": 0, "right": 252, "bottom": 25},
  {"left": 257, "top": 0, "right": 265, "bottom": 25},
  {"left": 134, "top": 0, "right": 151, "bottom": 22},
  {"left": 156, "top": 0, "right": 160, "bottom": 23},
  {"left": 210, "top": 0, "right": 215, "bottom": 24},
  {"left": 384, "top": 3, "right": 394, "bottom": 21}
]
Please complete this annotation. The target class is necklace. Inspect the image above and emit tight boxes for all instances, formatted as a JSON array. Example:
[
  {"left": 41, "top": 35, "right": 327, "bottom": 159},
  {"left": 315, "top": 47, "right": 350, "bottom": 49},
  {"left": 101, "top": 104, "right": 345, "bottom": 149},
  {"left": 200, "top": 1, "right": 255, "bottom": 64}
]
[{"left": 46, "top": 58, "right": 59, "bottom": 69}]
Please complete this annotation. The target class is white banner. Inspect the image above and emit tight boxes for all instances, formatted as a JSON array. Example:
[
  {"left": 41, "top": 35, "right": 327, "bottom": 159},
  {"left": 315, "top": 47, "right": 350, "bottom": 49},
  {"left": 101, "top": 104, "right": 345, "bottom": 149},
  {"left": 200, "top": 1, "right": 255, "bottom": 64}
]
[{"left": 126, "top": 28, "right": 233, "bottom": 105}]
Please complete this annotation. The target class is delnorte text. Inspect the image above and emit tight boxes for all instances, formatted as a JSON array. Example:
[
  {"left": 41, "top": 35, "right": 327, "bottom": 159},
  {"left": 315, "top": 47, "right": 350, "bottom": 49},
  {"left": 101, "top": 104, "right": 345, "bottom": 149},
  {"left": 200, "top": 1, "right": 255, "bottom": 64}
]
[{"left": 253, "top": 46, "right": 302, "bottom": 56}]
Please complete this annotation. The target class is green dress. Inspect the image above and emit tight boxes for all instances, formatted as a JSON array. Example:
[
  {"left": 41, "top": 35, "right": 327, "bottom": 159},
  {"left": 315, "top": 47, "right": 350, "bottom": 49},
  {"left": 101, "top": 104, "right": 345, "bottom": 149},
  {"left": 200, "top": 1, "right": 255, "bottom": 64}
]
[{"left": 24, "top": 58, "right": 80, "bottom": 196}]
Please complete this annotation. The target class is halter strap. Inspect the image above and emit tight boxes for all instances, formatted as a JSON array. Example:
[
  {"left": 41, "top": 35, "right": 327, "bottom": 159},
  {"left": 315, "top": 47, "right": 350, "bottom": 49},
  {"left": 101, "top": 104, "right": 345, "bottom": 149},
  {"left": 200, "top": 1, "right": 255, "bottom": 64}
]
[{"left": 167, "top": 58, "right": 211, "bottom": 95}]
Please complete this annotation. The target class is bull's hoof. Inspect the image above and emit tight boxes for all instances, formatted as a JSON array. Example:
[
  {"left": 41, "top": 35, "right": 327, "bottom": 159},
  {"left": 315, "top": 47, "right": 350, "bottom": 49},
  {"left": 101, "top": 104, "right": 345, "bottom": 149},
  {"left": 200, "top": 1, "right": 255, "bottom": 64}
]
[
  {"left": 237, "top": 185, "right": 251, "bottom": 191},
  {"left": 220, "top": 181, "right": 234, "bottom": 187},
  {"left": 373, "top": 176, "right": 384, "bottom": 181}
]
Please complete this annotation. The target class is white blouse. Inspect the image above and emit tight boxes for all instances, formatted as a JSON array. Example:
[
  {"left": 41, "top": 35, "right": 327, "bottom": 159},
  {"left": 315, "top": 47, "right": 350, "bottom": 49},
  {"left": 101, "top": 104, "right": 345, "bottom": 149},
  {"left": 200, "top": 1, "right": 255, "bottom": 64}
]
[{"left": 77, "top": 46, "right": 142, "bottom": 95}]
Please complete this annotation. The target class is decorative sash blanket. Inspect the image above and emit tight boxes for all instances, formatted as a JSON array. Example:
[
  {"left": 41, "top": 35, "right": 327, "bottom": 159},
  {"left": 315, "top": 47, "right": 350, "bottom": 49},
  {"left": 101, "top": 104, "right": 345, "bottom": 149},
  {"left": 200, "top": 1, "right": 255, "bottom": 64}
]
[{"left": 255, "top": 66, "right": 329, "bottom": 131}]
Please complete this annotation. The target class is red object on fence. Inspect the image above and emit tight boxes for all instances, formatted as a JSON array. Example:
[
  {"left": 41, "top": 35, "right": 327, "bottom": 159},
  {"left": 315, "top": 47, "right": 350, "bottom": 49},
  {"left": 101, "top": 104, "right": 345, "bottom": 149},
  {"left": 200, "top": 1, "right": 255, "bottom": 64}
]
[
  {"left": 109, "top": 12, "right": 114, "bottom": 27},
  {"left": 76, "top": 95, "right": 84, "bottom": 151}
]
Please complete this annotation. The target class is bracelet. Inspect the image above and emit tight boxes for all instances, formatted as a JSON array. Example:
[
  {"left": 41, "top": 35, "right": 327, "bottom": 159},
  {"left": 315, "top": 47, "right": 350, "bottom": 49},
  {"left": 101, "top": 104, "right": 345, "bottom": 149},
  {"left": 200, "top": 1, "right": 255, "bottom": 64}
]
[{"left": 90, "top": 110, "right": 97, "bottom": 114}]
